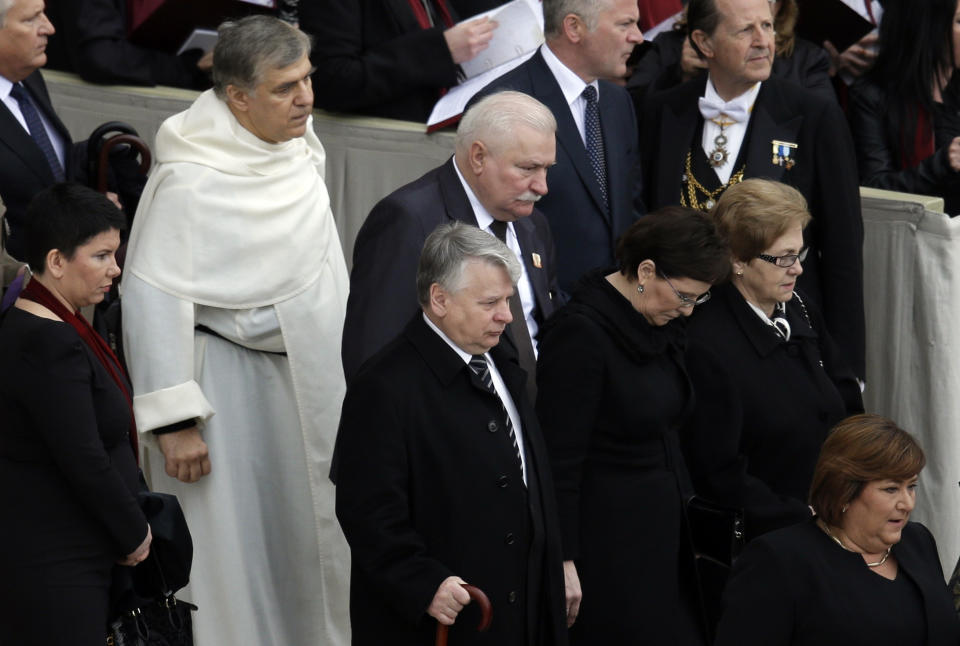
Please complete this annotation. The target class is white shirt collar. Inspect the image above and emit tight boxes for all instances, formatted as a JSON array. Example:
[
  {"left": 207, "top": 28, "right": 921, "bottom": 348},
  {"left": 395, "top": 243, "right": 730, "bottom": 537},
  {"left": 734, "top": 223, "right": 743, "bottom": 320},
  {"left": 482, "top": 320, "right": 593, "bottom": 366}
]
[
  {"left": 703, "top": 75, "right": 761, "bottom": 115},
  {"left": 0, "top": 75, "right": 14, "bottom": 100},
  {"left": 540, "top": 42, "right": 598, "bottom": 108},
  {"left": 452, "top": 155, "right": 498, "bottom": 232},
  {"left": 422, "top": 312, "right": 475, "bottom": 364}
]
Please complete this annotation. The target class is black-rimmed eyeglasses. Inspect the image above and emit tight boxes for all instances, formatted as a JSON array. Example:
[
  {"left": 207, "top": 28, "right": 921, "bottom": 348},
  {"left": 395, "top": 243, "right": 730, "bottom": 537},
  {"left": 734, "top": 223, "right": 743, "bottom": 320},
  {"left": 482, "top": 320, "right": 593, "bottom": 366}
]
[
  {"left": 757, "top": 247, "right": 809, "bottom": 268},
  {"left": 659, "top": 271, "right": 711, "bottom": 308}
]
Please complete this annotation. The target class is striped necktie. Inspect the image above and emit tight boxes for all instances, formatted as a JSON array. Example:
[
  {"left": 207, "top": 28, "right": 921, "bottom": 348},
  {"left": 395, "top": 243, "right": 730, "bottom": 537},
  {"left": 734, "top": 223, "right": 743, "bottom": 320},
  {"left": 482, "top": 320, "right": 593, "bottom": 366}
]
[
  {"left": 469, "top": 354, "right": 525, "bottom": 481},
  {"left": 10, "top": 83, "right": 65, "bottom": 182}
]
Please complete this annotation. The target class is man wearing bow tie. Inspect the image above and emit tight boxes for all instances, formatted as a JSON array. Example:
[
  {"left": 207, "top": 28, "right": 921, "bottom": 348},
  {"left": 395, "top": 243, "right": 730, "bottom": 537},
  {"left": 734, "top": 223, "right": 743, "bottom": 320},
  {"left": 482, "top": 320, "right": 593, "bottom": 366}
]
[
  {"left": 342, "top": 91, "right": 563, "bottom": 400},
  {"left": 639, "top": 0, "right": 865, "bottom": 379}
]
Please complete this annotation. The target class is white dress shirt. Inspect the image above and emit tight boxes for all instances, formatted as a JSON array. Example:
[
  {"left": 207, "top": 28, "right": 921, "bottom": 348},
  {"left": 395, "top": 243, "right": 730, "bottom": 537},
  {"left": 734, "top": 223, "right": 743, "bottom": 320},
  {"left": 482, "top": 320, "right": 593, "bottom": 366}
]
[
  {"left": 453, "top": 157, "right": 540, "bottom": 353},
  {"left": 540, "top": 43, "right": 599, "bottom": 146},
  {"left": 700, "top": 77, "right": 761, "bottom": 185},
  {"left": 0, "top": 75, "right": 67, "bottom": 168},
  {"left": 423, "top": 313, "right": 528, "bottom": 484}
]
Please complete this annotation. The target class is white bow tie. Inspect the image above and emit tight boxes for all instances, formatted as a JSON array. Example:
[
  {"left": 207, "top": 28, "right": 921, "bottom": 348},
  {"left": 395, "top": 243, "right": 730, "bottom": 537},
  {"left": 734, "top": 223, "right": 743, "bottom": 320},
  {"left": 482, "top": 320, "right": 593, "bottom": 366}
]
[{"left": 698, "top": 96, "right": 750, "bottom": 123}]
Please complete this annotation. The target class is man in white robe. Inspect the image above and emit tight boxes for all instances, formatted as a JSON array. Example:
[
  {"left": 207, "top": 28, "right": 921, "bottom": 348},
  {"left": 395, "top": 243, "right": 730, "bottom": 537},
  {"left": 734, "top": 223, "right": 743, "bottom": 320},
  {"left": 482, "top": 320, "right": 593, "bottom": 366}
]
[{"left": 121, "top": 16, "right": 350, "bottom": 646}]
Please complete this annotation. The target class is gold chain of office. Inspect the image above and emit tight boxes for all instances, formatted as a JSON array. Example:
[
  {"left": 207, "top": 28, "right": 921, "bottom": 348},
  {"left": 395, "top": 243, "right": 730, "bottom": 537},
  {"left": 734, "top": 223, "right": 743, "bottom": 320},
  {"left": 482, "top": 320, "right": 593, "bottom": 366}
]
[{"left": 679, "top": 150, "right": 746, "bottom": 211}]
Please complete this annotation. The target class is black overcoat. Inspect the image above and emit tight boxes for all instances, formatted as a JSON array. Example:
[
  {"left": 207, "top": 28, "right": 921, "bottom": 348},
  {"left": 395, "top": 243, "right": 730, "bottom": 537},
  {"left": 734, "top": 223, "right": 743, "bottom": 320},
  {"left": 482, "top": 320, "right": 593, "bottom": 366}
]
[
  {"left": 535, "top": 271, "right": 697, "bottom": 644},
  {"left": 333, "top": 314, "right": 568, "bottom": 646},
  {"left": 682, "top": 284, "right": 863, "bottom": 539}
]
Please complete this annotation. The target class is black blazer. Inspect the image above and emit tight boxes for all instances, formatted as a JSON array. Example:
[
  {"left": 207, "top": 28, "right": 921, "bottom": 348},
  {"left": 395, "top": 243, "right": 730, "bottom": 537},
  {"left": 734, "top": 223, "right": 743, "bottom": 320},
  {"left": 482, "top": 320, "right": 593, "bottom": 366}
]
[
  {"left": 333, "top": 314, "right": 568, "bottom": 646},
  {"left": 300, "top": 0, "right": 460, "bottom": 121},
  {"left": 641, "top": 75, "right": 866, "bottom": 377},
  {"left": 469, "top": 49, "right": 645, "bottom": 292},
  {"left": 682, "top": 284, "right": 863, "bottom": 539},
  {"left": 848, "top": 78, "right": 960, "bottom": 215},
  {"left": 341, "top": 158, "right": 562, "bottom": 382},
  {"left": 0, "top": 71, "right": 75, "bottom": 260},
  {"left": 716, "top": 520, "right": 960, "bottom": 646},
  {"left": 0, "top": 308, "right": 146, "bottom": 583}
]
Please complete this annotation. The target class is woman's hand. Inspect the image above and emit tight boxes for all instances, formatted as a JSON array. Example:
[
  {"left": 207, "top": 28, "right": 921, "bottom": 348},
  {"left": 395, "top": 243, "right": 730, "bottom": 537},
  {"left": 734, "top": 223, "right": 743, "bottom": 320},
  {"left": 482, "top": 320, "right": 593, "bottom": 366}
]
[
  {"left": 948, "top": 137, "right": 960, "bottom": 172},
  {"left": 563, "top": 560, "right": 582, "bottom": 627},
  {"left": 119, "top": 524, "right": 152, "bottom": 566},
  {"left": 157, "top": 426, "right": 211, "bottom": 483}
]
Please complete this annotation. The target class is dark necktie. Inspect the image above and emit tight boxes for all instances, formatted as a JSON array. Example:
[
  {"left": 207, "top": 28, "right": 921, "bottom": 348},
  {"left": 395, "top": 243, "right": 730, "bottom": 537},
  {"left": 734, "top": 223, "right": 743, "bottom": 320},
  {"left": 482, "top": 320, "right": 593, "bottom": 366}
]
[
  {"left": 581, "top": 85, "right": 608, "bottom": 212},
  {"left": 10, "top": 83, "right": 65, "bottom": 182},
  {"left": 470, "top": 354, "right": 525, "bottom": 482},
  {"left": 488, "top": 220, "right": 538, "bottom": 403}
]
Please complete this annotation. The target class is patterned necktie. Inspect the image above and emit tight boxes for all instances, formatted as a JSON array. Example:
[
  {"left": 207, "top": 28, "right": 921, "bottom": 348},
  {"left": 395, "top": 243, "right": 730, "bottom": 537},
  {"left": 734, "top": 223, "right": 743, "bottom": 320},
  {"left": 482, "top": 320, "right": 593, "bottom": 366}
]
[
  {"left": 10, "top": 83, "right": 65, "bottom": 182},
  {"left": 581, "top": 85, "right": 608, "bottom": 212},
  {"left": 469, "top": 354, "right": 525, "bottom": 481},
  {"left": 488, "top": 220, "right": 537, "bottom": 402}
]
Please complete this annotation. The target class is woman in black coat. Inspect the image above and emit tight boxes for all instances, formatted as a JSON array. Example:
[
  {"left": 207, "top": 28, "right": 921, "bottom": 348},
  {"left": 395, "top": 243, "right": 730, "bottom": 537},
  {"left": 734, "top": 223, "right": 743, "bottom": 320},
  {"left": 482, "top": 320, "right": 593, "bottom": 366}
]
[
  {"left": 0, "top": 184, "right": 150, "bottom": 644},
  {"left": 849, "top": 0, "right": 960, "bottom": 215},
  {"left": 716, "top": 414, "right": 960, "bottom": 646},
  {"left": 535, "top": 207, "right": 729, "bottom": 645},
  {"left": 683, "top": 179, "right": 863, "bottom": 540}
]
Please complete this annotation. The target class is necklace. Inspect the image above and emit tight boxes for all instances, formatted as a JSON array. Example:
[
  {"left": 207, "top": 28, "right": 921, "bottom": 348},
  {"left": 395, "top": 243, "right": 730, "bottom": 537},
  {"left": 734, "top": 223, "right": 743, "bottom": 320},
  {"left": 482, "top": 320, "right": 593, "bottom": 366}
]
[
  {"left": 680, "top": 151, "right": 746, "bottom": 211},
  {"left": 818, "top": 520, "right": 892, "bottom": 567},
  {"left": 706, "top": 116, "right": 735, "bottom": 167}
]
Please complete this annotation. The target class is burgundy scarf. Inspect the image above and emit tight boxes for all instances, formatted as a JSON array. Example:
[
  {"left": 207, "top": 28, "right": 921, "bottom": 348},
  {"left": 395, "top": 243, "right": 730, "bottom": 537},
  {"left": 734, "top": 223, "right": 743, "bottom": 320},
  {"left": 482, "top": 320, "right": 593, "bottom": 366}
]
[
  {"left": 902, "top": 106, "right": 935, "bottom": 170},
  {"left": 407, "top": 0, "right": 454, "bottom": 30},
  {"left": 20, "top": 278, "right": 139, "bottom": 463}
]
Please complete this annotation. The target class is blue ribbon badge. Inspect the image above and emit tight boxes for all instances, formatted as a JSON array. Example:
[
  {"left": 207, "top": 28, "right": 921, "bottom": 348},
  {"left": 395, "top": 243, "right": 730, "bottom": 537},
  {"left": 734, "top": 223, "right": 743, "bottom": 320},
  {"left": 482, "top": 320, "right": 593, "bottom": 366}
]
[{"left": 771, "top": 140, "right": 798, "bottom": 170}]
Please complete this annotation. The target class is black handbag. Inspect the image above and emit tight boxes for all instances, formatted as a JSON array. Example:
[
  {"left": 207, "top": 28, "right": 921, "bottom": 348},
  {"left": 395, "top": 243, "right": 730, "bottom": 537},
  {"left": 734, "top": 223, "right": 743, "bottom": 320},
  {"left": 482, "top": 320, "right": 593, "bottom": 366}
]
[
  {"left": 107, "top": 590, "right": 197, "bottom": 646},
  {"left": 684, "top": 495, "right": 745, "bottom": 642}
]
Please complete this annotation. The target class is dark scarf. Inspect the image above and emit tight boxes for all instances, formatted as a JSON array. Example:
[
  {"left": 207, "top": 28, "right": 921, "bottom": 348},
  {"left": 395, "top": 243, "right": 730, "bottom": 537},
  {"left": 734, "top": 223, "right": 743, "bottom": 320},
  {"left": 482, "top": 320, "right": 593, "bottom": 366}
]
[
  {"left": 407, "top": 0, "right": 454, "bottom": 29},
  {"left": 20, "top": 278, "right": 139, "bottom": 463}
]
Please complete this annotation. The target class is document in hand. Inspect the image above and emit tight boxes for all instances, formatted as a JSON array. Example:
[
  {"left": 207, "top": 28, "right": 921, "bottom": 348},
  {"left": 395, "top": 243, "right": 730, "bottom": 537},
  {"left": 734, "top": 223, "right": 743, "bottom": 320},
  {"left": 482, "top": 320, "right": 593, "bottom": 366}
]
[{"left": 427, "top": 0, "right": 544, "bottom": 131}]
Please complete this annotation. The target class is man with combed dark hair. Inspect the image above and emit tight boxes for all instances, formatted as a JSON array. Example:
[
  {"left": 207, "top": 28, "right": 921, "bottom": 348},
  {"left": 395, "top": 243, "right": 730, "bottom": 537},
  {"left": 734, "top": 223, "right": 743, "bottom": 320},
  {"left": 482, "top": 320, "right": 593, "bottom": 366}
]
[
  {"left": 121, "top": 15, "right": 350, "bottom": 645},
  {"left": 469, "top": 0, "right": 645, "bottom": 292},
  {"left": 334, "top": 221, "right": 569, "bottom": 646},
  {"left": 640, "top": 0, "right": 866, "bottom": 378},
  {"left": 342, "top": 91, "right": 563, "bottom": 399}
]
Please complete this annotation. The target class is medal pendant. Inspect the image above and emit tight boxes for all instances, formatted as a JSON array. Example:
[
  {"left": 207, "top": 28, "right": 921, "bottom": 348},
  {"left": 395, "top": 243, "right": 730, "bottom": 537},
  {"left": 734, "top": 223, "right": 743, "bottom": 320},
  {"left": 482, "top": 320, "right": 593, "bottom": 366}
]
[{"left": 708, "top": 147, "right": 728, "bottom": 168}]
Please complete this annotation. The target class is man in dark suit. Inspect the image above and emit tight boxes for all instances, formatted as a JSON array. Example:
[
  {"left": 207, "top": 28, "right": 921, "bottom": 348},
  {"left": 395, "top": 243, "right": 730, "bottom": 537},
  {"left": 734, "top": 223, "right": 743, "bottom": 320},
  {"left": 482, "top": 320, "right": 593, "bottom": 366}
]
[
  {"left": 0, "top": 0, "right": 74, "bottom": 260},
  {"left": 333, "top": 222, "right": 569, "bottom": 646},
  {"left": 343, "top": 91, "right": 562, "bottom": 391},
  {"left": 469, "top": 0, "right": 645, "bottom": 292},
  {"left": 640, "top": 0, "right": 866, "bottom": 377}
]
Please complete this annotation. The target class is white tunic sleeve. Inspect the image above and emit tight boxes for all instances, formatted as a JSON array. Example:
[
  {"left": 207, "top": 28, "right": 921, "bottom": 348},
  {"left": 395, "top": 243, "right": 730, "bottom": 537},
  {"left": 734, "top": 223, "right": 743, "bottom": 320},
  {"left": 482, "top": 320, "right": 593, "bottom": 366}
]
[{"left": 122, "top": 273, "right": 215, "bottom": 434}]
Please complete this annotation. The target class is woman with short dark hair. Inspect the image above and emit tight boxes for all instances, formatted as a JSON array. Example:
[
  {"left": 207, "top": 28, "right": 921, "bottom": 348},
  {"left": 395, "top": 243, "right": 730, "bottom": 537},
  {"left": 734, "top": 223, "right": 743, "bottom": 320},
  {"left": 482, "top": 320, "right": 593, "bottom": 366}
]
[
  {"left": 716, "top": 414, "right": 960, "bottom": 645},
  {"left": 0, "top": 183, "right": 149, "bottom": 644},
  {"left": 682, "top": 178, "right": 863, "bottom": 541},
  {"left": 536, "top": 206, "right": 729, "bottom": 644}
]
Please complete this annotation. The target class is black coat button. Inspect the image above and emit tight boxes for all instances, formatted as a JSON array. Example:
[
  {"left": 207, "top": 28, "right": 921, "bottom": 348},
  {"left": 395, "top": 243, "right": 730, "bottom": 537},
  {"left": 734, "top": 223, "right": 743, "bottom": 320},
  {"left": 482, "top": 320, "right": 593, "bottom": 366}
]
[
  {"left": 505, "top": 532, "right": 515, "bottom": 545},
  {"left": 487, "top": 421, "right": 498, "bottom": 433},
  {"left": 497, "top": 475, "right": 509, "bottom": 488},
  {"left": 508, "top": 591, "right": 518, "bottom": 604}
]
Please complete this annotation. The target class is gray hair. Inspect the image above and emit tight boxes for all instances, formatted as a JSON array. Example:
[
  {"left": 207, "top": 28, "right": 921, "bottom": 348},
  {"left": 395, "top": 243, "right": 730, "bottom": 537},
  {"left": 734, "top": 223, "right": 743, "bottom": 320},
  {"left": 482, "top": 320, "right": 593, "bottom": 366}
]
[
  {"left": 0, "top": 0, "right": 14, "bottom": 27},
  {"left": 543, "top": 0, "right": 609, "bottom": 38},
  {"left": 456, "top": 91, "right": 556, "bottom": 155},
  {"left": 212, "top": 15, "right": 312, "bottom": 98},
  {"left": 417, "top": 222, "right": 522, "bottom": 306}
]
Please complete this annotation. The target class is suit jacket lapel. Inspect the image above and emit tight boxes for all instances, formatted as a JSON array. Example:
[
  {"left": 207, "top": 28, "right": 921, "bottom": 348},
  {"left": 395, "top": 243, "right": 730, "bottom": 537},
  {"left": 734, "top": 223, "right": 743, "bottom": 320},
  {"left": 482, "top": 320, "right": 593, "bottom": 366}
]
[
  {"left": 438, "top": 158, "right": 480, "bottom": 226},
  {"left": 528, "top": 52, "right": 607, "bottom": 218},
  {"left": 24, "top": 72, "right": 71, "bottom": 144},
  {"left": 658, "top": 82, "right": 702, "bottom": 206},
  {"left": 0, "top": 100, "right": 56, "bottom": 184},
  {"left": 744, "top": 84, "right": 802, "bottom": 182},
  {"left": 512, "top": 215, "right": 550, "bottom": 321}
]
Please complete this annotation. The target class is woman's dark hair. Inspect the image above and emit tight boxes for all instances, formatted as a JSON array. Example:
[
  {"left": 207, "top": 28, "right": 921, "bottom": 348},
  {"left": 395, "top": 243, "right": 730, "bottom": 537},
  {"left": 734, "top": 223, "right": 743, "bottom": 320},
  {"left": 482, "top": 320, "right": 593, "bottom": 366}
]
[
  {"left": 809, "top": 414, "right": 926, "bottom": 527},
  {"left": 23, "top": 183, "right": 126, "bottom": 275},
  {"left": 869, "top": 0, "right": 958, "bottom": 162},
  {"left": 616, "top": 206, "right": 730, "bottom": 283}
]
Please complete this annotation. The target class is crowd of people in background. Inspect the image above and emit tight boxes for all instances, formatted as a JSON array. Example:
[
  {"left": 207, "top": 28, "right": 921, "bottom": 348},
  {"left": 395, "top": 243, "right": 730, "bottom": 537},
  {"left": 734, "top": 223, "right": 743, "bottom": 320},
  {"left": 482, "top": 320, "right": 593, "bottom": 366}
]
[{"left": 1, "top": 0, "right": 960, "bottom": 644}]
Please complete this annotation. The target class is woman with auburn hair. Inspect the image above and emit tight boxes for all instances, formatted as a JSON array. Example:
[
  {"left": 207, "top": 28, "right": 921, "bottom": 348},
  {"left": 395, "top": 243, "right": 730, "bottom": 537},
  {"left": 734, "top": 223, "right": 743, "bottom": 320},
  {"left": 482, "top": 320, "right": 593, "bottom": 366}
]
[
  {"left": 683, "top": 178, "right": 863, "bottom": 541},
  {"left": 715, "top": 414, "right": 960, "bottom": 645}
]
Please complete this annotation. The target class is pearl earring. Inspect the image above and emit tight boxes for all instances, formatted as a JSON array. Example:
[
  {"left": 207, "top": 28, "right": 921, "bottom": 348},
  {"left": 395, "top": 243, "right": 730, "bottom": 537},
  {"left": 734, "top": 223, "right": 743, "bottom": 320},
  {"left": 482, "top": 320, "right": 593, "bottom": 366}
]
[{"left": 637, "top": 284, "right": 644, "bottom": 294}]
